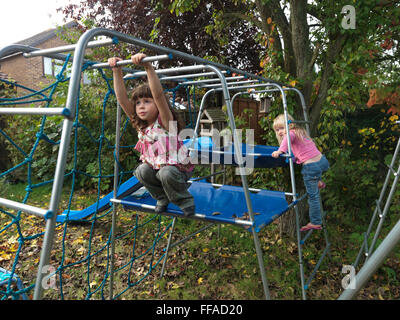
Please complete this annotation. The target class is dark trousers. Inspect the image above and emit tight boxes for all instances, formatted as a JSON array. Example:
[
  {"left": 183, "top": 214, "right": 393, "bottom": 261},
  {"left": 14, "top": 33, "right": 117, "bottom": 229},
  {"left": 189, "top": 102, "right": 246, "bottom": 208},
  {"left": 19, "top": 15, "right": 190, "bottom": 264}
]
[{"left": 135, "top": 163, "right": 194, "bottom": 210}]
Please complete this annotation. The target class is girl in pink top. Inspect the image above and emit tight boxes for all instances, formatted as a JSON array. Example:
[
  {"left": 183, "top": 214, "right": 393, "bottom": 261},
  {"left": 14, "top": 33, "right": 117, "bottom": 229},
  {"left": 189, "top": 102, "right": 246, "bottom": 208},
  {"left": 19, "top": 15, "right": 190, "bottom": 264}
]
[
  {"left": 271, "top": 114, "right": 329, "bottom": 231},
  {"left": 108, "top": 53, "right": 195, "bottom": 216}
]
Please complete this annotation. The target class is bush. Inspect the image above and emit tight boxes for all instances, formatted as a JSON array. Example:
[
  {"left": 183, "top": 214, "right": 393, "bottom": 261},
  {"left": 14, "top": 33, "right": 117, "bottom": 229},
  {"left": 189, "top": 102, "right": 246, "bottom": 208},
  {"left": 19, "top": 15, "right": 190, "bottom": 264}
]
[
  {"left": 321, "top": 104, "right": 400, "bottom": 223},
  {"left": 1, "top": 75, "right": 139, "bottom": 191}
]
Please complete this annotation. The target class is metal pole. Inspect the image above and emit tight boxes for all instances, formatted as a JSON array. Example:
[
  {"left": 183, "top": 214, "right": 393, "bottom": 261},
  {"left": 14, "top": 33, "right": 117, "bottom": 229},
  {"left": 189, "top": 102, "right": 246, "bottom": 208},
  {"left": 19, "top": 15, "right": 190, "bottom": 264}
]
[
  {"left": 181, "top": 75, "right": 245, "bottom": 85},
  {"left": 109, "top": 102, "right": 122, "bottom": 300},
  {"left": 90, "top": 54, "right": 172, "bottom": 69},
  {"left": 203, "top": 65, "right": 271, "bottom": 300},
  {"left": 23, "top": 38, "right": 115, "bottom": 58},
  {"left": 214, "top": 83, "right": 293, "bottom": 92},
  {"left": 160, "top": 217, "right": 177, "bottom": 278},
  {"left": 279, "top": 88, "right": 307, "bottom": 300},
  {"left": 33, "top": 24, "right": 94, "bottom": 300},
  {"left": 191, "top": 88, "right": 216, "bottom": 143},
  {"left": 122, "top": 65, "right": 207, "bottom": 79},
  {"left": 33, "top": 119, "right": 74, "bottom": 299},
  {"left": 248, "top": 81, "right": 308, "bottom": 299},
  {"left": 290, "top": 87, "right": 311, "bottom": 135},
  {"left": 0, "top": 198, "right": 49, "bottom": 218},
  {"left": 366, "top": 161, "right": 400, "bottom": 259},
  {"left": 0, "top": 107, "right": 69, "bottom": 117},
  {"left": 339, "top": 217, "right": 400, "bottom": 300},
  {"left": 70, "top": 27, "right": 289, "bottom": 87},
  {"left": 0, "top": 44, "right": 71, "bottom": 61},
  {"left": 201, "top": 79, "right": 259, "bottom": 88},
  {"left": 185, "top": 88, "right": 216, "bottom": 161},
  {"left": 110, "top": 199, "right": 254, "bottom": 227},
  {"left": 138, "top": 70, "right": 227, "bottom": 82}
]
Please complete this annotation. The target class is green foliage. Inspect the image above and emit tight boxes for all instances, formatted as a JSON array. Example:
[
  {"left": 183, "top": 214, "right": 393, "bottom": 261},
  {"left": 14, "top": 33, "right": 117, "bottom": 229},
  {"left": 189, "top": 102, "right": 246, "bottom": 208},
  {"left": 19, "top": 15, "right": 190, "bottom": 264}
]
[
  {"left": 2, "top": 76, "right": 139, "bottom": 190},
  {"left": 323, "top": 149, "right": 379, "bottom": 218},
  {"left": 169, "top": 0, "right": 201, "bottom": 15},
  {"left": 316, "top": 103, "right": 400, "bottom": 223}
]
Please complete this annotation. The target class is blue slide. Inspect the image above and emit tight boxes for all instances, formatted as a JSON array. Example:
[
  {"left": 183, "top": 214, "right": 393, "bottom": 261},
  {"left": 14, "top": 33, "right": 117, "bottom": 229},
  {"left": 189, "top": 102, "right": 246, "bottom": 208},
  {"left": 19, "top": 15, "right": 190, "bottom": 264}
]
[{"left": 56, "top": 176, "right": 142, "bottom": 223}]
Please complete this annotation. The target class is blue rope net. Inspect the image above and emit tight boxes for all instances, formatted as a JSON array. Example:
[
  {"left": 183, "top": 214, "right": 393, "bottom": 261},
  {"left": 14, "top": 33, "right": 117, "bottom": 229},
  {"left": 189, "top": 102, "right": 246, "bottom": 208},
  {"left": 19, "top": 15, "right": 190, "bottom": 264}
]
[{"left": 0, "top": 58, "right": 173, "bottom": 300}]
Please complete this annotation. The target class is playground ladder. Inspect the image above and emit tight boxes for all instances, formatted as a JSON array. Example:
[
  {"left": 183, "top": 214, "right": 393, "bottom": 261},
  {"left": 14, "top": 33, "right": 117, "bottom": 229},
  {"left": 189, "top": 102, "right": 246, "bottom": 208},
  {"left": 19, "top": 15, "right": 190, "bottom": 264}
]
[{"left": 353, "top": 125, "right": 400, "bottom": 268}]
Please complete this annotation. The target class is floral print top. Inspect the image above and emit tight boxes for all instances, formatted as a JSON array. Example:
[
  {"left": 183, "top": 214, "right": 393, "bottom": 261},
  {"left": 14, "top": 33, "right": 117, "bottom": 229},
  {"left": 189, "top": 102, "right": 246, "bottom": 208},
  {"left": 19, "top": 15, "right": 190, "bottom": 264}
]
[{"left": 134, "top": 116, "right": 194, "bottom": 172}]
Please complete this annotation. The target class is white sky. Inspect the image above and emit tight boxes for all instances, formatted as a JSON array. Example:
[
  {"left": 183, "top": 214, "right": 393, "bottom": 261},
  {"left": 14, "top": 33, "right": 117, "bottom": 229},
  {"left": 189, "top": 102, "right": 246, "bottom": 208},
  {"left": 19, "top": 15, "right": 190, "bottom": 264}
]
[{"left": 0, "top": 0, "right": 79, "bottom": 48}]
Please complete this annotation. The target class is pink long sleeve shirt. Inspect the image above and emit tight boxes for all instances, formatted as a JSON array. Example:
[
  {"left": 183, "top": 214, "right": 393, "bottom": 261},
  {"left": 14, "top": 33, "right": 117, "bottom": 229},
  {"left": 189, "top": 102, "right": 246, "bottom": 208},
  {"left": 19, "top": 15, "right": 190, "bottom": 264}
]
[{"left": 278, "top": 130, "right": 321, "bottom": 164}]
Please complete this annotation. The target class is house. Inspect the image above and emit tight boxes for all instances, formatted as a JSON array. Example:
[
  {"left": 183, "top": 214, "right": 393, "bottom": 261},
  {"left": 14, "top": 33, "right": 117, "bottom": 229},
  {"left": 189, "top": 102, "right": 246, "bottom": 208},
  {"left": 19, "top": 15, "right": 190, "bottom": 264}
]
[{"left": 0, "top": 21, "right": 79, "bottom": 93}]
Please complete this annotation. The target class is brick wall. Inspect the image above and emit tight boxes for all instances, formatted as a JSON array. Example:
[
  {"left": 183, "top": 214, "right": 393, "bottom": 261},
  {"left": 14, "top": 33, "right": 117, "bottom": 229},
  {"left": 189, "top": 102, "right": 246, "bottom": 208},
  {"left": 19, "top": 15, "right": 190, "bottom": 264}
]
[{"left": 0, "top": 37, "right": 68, "bottom": 95}]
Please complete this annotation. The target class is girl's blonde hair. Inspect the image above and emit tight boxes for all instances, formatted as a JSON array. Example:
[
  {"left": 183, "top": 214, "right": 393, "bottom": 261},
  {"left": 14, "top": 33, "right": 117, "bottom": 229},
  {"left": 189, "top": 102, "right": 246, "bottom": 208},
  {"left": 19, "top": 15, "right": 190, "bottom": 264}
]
[
  {"left": 272, "top": 113, "right": 310, "bottom": 144},
  {"left": 129, "top": 83, "right": 183, "bottom": 132}
]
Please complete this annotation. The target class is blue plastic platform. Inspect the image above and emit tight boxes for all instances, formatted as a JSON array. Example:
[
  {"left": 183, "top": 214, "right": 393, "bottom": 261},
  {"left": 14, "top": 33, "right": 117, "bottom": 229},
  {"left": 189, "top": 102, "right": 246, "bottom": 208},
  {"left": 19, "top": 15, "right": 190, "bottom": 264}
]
[
  {"left": 57, "top": 139, "right": 290, "bottom": 225},
  {"left": 121, "top": 180, "right": 290, "bottom": 232},
  {"left": 184, "top": 137, "right": 288, "bottom": 168}
]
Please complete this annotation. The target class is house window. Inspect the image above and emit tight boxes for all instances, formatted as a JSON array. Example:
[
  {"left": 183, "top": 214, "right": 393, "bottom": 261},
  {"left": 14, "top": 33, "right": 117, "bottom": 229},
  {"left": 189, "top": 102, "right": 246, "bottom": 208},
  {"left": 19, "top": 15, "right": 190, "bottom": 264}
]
[
  {"left": 43, "top": 57, "right": 92, "bottom": 84},
  {"left": 43, "top": 57, "right": 54, "bottom": 76},
  {"left": 43, "top": 57, "right": 68, "bottom": 77}
]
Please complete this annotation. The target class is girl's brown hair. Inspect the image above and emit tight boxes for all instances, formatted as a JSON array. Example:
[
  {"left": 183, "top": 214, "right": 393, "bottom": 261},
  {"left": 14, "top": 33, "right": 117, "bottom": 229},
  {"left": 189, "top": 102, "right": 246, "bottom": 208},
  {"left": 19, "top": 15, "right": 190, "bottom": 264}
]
[{"left": 129, "top": 83, "right": 184, "bottom": 132}]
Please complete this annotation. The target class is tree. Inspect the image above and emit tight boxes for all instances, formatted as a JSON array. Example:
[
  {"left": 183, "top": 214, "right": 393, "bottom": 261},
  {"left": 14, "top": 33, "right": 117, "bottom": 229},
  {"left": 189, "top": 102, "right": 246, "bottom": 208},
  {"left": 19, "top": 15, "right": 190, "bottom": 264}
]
[
  {"left": 59, "top": 0, "right": 263, "bottom": 73},
  {"left": 165, "top": 0, "right": 400, "bottom": 130}
]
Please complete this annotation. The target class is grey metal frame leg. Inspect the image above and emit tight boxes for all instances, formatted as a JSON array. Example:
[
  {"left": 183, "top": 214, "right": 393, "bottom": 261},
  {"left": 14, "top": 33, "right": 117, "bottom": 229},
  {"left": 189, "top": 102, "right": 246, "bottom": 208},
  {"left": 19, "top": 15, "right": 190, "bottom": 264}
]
[
  {"left": 160, "top": 217, "right": 177, "bottom": 278},
  {"left": 251, "top": 228, "right": 271, "bottom": 299},
  {"left": 298, "top": 192, "right": 331, "bottom": 299},
  {"left": 295, "top": 206, "right": 307, "bottom": 300}
]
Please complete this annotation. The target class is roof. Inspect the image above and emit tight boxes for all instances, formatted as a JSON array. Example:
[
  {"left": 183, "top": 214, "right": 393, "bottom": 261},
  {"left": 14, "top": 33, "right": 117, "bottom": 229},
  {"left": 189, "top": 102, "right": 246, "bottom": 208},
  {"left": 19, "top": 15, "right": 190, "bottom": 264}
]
[
  {"left": 201, "top": 108, "right": 227, "bottom": 123},
  {"left": 0, "top": 21, "right": 79, "bottom": 62},
  {"left": 15, "top": 21, "right": 78, "bottom": 47}
]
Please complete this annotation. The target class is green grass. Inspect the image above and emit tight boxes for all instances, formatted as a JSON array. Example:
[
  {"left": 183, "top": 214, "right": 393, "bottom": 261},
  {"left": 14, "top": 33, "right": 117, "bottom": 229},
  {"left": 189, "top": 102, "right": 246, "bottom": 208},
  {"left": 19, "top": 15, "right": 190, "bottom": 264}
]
[{"left": 1, "top": 181, "right": 400, "bottom": 300}]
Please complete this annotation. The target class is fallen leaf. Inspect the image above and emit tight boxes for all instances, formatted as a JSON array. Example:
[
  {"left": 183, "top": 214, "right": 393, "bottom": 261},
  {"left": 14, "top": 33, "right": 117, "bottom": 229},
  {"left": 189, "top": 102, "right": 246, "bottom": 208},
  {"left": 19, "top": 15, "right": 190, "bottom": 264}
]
[
  {"left": 77, "top": 246, "right": 86, "bottom": 255},
  {"left": 171, "top": 283, "right": 180, "bottom": 289},
  {"left": 0, "top": 252, "right": 12, "bottom": 261}
]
